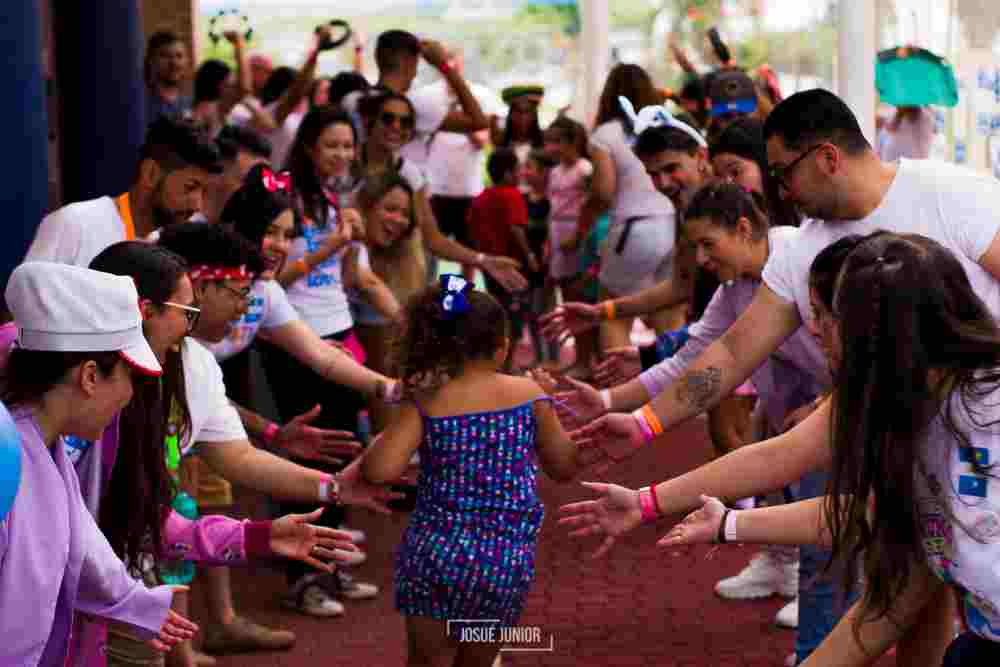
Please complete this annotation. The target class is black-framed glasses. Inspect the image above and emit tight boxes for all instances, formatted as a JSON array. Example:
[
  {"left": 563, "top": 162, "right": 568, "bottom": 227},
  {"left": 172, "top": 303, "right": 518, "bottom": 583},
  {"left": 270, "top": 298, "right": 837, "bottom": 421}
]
[
  {"left": 768, "top": 144, "right": 824, "bottom": 190},
  {"left": 379, "top": 111, "right": 415, "bottom": 130},
  {"left": 217, "top": 282, "right": 252, "bottom": 303},
  {"left": 162, "top": 301, "right": 201, "bottom": 332}
]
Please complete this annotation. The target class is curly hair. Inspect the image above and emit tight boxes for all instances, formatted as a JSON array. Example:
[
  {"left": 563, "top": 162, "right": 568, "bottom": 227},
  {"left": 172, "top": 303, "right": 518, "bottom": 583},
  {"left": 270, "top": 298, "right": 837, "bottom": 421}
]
[{"left": 394, "top": 283, "right": 509, "bottom": 396}]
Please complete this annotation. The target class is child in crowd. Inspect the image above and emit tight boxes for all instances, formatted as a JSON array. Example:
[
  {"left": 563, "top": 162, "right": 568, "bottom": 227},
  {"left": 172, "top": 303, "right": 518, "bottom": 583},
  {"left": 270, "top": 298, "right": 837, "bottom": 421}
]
[
  {"left": 543, "top": 116, "right": 594, "bottom": 373},
  {"left": 467, "top": 148, "right": 538, "bottom": 368},
  {"left": 521, "top": 149, "right": 558, "bottom": 365},
  {"left": 363, "top": 277, "right": 579, "bottom": 667}
]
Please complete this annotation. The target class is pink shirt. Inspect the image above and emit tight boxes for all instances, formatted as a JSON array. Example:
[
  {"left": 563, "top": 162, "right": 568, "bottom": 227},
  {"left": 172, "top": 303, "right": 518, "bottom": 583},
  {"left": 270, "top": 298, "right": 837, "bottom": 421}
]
[{"left": 547, "top": 158, "right": 592, "bottom": 222}]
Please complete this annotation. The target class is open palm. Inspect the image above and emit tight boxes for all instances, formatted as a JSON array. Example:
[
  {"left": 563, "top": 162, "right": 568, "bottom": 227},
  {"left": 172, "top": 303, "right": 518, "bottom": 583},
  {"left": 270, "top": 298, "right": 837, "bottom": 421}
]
[{"left": 557, "top": 481, "right": 642, "bottom": 558}]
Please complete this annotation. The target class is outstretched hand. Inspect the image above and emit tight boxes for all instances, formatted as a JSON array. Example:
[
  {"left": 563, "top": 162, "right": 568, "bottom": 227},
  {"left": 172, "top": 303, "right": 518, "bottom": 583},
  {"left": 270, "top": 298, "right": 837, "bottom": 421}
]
[
  {"left": 481, "top": 255, "right": 528, "bottom": 292},
  {"left": 570, "top": 412, "right": 646, "bottom": 474},
  {"left": 557, "top": 481, "right": 642, "bottom": 558},
  {"left": 270, "top": 508, "right": 362, "bottom": 572},
  {"left": 592, "top": 346, "right": 641, "bottom": 388},
  {"left": 273, "top": 405, "right": 362, "bottom": 465},
  {"left": 148, "top": 587, "right": 199, "bottom": 653},
  {"left": 539, "top": 302, "right": 602, "bottom": 342},
  {"left": 657, "top": 495, "right": 726, "bottom": 549},
  {"left": 335, "top": 456, "right": 406, "bottom": 514}
]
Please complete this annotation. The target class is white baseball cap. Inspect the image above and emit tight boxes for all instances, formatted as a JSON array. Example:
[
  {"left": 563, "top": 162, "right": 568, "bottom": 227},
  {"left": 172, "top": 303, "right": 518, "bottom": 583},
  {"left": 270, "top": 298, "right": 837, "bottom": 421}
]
[{"left": 5, "top": 262, "right": 162, "bottom": 376}]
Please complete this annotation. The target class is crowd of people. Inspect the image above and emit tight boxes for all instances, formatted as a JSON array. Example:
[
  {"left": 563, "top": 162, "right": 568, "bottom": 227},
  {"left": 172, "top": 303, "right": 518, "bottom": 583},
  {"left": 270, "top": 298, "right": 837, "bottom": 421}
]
[{"left": 1, "top": 18, "right": 998, "bottom": 667}]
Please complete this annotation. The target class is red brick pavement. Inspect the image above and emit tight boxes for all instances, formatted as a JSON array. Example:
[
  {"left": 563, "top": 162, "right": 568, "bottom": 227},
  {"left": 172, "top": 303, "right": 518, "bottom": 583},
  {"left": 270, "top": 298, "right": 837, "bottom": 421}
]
[{"left": 205, "top": 418, "right": 894, "bottom": 667}]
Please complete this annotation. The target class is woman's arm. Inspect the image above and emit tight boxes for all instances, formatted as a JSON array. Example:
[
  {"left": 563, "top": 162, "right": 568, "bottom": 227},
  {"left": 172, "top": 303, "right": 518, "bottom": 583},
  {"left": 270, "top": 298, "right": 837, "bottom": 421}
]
[
  {"left": 342, "top": 246, "right": 401, "bottom": 322},
  {"left": 651, "top": 398, "right": 834, "bottom": 516},
  {"left": 588, "top": 146, "right": 616, "bottom": 208},
  {"left": 801, "top": 563, "right": 944, "bottom": 667},
  {"left": 257, "top": 318, "right": 395, "bottom": 398}
]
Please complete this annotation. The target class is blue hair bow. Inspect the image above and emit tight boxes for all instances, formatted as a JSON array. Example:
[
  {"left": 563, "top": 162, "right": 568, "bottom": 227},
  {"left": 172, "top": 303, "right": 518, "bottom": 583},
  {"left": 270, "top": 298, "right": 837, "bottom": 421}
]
[{"left": 439, "top": 274, "right": 471, "bottom": 317}]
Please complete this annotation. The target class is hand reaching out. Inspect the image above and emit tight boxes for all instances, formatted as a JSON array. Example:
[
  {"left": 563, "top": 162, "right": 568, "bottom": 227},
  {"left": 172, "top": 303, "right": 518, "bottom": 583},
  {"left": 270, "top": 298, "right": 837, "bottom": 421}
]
[
  {"left": 273, "top": 405, "right": 363, "bottom": 466},
  {"left": 147, "top": 587, "right": 198, "bottom": 653},
  {"left": 557, "top": 481, "right": 642, "bottom": 558},
  {"left": 592, "top": 346, "right": 642, "bottom": 388},
  {"left": 269, "top": 508, "right": 362, "bottom": 571},
  {"left": 657, "top": 495, "right": 727, "bottom": 549}
]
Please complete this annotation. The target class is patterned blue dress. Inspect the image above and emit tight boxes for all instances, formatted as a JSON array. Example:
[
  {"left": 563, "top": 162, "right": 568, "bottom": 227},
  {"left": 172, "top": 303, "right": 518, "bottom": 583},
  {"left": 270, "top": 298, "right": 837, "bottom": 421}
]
[{"left": 394, "top": 398, "right": 548, "bottom": 626}]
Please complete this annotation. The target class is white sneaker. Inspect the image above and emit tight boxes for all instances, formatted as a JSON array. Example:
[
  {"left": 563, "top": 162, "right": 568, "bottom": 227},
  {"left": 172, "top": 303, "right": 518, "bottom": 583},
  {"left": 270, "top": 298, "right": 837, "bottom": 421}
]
[
  {"left": 283, "top": 583, "right": 345, "bottom": 617},
  {"left": 715, "top": 552, "right": 799, "bottom": 600},
  {"left": 334, "top": 571, "right": 379, "bottom": 600},
  {"left": 784, "top": 652, "right": 797, "bottom": 667},
  {"left": 775, "top": 597, "right": 799, "bottom": 628}
]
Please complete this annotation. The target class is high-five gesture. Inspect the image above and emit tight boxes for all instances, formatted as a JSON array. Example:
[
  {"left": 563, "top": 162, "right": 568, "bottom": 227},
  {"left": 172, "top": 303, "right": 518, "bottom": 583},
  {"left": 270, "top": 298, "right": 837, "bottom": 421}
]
[{"left": 557, "top": 482, "right": 642, "bottom": 558}]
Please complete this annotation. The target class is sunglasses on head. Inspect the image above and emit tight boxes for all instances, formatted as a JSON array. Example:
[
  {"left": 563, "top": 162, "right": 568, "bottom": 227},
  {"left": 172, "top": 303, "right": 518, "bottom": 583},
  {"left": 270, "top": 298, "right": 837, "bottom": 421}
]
[{"left": 379, "top": 111, "right": 415, "bottom": 130}]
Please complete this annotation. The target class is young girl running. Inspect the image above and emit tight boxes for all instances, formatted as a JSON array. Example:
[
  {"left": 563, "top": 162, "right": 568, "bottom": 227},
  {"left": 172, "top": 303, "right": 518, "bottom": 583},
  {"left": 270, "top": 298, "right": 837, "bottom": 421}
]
[{"left": 363, "top": 276, "right": 579, "bottom": 667}]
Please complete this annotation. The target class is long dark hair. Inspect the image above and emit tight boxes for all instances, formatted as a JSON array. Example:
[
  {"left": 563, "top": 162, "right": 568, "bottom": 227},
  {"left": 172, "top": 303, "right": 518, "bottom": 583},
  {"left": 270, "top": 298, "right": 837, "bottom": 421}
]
[
  {"left": 220, "top": 163, "right": 293, "bottom": 247},
  {"left": 594, "top": 64, "right": 662, "bottom": 130},
  {"left": 709, "top": 117, "right": 800, "bottom": 228},
  {"left": 826, "top": 232, "right": 1000, "bottom": 634},
  {"left": 90, "top": 242, "right": 192, "bottom": 573},
  {"left": 394, "top": 283, "right": 509, "bottom": 396},
  {"left": 285, "top": 107, "right": 358, "bottom": 227}
]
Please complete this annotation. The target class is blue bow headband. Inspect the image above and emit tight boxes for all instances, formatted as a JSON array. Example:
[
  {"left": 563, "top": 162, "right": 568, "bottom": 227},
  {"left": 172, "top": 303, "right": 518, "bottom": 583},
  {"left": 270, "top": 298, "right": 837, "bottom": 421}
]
[{"left": 439, "top": 274, "right": 472, "bottom": 317}]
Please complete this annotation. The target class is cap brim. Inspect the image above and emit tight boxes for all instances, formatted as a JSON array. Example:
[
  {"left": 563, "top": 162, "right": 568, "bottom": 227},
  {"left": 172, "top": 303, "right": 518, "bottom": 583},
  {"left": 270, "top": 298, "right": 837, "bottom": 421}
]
[
  {"left": 710, "top": 98, "right": 757, "bottom": 116},
  {"left": 119, "top": 337, "right": 162, "bottom": 377}
]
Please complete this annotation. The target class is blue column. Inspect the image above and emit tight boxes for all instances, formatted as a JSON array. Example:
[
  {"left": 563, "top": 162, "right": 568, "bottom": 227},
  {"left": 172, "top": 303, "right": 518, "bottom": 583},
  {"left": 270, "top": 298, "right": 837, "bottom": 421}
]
[
  {"left": 56, "top": 0, "right": 147, "bottom": 203},
  {"left": 0, "top": 1, "right": 48, "bottom": 290}
]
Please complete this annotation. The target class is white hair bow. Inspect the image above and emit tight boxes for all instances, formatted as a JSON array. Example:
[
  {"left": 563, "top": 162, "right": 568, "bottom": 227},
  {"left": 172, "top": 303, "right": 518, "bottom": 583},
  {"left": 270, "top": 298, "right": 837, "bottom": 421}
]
[{"left": 618, "top": 96, "right": 707, "bottom": 148}]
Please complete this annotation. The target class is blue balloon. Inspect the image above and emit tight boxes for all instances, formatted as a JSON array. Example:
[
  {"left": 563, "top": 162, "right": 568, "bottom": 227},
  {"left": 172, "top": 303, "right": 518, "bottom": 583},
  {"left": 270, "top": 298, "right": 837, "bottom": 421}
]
[{"left": 0, "top": 400, "right": 22, "bottom": 522}]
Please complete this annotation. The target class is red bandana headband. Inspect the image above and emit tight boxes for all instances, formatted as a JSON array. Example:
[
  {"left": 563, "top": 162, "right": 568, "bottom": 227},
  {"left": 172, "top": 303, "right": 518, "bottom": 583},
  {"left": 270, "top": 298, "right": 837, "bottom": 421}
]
[{"left": 188, "top": 265, "right": 254, "bottom": 281}]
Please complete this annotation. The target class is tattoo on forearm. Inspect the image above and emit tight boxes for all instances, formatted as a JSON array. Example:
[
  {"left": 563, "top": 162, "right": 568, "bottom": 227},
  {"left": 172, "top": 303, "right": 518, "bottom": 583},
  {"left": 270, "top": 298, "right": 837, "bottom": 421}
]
[{"left": 676, "top": 367, "right": 722, "bottom": 411}]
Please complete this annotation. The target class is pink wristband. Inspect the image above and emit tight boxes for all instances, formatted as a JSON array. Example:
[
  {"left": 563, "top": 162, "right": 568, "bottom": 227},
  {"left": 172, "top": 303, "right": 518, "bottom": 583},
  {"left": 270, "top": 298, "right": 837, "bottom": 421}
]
[
  {"left": 632, "top": 410, "right": 655, "bottom": 443},
  {"left": 263, "top": 422, "right": 280, "bottom": 444},
  {"left": 638, "top": 487, "right": 658, "bottom": 523}
]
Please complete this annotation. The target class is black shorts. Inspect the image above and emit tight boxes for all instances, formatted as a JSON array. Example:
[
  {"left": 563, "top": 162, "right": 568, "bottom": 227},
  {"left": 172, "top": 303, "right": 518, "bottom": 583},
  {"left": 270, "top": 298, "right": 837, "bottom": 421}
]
[{"left": 430, "top": 195, "right": 474, "bottom": 247}]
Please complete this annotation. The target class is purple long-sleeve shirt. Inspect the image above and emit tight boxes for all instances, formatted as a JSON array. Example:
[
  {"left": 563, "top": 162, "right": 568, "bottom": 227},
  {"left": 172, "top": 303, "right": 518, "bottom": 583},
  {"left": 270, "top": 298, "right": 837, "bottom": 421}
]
[
  {"left": 639, "top": 229, "right": 827, "bottom": 433},
  {"left": 0, "top": 411, "right": 173, "bottom": 666}
]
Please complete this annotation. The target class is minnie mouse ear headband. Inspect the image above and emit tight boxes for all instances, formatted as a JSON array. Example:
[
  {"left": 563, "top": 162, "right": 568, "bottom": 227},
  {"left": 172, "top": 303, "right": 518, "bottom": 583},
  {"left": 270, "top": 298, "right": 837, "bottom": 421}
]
[{"left": 618, "top": 96, "right": 707, "bottom": 148}]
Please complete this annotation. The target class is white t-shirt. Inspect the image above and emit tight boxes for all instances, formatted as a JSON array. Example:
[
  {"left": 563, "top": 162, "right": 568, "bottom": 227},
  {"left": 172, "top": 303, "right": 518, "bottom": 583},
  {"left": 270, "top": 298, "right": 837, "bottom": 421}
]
[
  {"left": 227, "top": 101, "right": 303, "bottom": 169},
  {"left": 26, "top": 196, "right": 130, "bottom": 267},
  {"left": 590, "top": 119, "right": 674, "bottom": 224},
  {"left": 917, "top": 381, "right": 1000, "bottom": 640},
  {"left": 284, "top": 209, "right": 354, "bottom": 337},
  {"left": 206, "top": 279, "right": 299, "bottom": 362},
  {"left": 180, "top": 339, "right": 247, "bottom": 456},
  {"left": 762, "top": 158, "right": 1000, "bottom": 379},
  {"left": 403, "top": 80, "right": 503, "bottom": 195}
]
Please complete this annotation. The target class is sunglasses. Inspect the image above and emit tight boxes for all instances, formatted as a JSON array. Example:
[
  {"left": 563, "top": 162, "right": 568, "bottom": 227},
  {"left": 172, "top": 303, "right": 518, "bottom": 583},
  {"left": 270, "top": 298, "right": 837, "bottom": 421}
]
[
  {"left": 379, "top": 111, "right": 415, "bottom": 130},
  {"left": 162, "top": 301, "right": 201, "bottom": 331},
  {"left": 768, "top": 144, "right": 824, "bottom": 191}
]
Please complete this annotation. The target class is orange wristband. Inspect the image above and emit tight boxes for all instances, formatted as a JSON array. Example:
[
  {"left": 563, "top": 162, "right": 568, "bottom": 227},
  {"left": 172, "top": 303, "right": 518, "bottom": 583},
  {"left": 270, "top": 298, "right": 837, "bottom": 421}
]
[
  {"left": 294, "top": 258, "right": 311, "bottom": 274},
  {"left": 603, "top": 300, "right": 616, "bottom": 320},
  {"left": 640, "top": 404, "right": 664, "bottom": 437}
]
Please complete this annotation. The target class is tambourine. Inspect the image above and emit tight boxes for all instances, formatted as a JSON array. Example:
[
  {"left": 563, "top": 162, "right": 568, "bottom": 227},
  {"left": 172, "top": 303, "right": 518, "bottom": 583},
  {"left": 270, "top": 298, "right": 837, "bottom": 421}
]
[
  {"left": 208, "top": 9, "right": 253, "bottom": 45},
  {"left": 316, "top": 20, "right": 352, "bottom": 52}
]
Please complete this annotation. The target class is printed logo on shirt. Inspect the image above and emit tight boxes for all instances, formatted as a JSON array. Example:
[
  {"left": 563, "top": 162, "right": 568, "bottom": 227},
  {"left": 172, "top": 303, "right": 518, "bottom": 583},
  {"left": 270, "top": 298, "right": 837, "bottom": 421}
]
[
  {"left": 963, "top": 589, "right": 1000, "bottom": 641},
  {"left": 303, "top": 226, "right": 342, "bottom": 289},
  {"left": 63, "top": 435, "right": 92, "bottom": 465}
]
